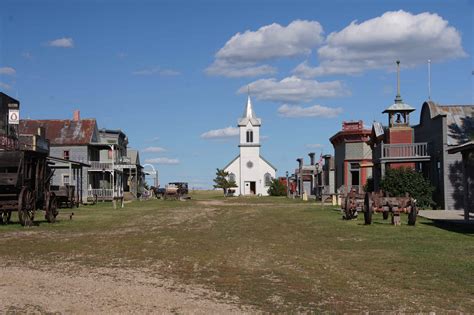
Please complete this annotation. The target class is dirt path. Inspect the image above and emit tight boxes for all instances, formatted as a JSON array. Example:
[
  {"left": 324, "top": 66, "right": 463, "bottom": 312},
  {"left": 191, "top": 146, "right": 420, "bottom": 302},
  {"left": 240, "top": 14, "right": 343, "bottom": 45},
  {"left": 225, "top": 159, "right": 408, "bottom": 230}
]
[{"left": 0, "top": 265, "right": 253, "bottom": 314}]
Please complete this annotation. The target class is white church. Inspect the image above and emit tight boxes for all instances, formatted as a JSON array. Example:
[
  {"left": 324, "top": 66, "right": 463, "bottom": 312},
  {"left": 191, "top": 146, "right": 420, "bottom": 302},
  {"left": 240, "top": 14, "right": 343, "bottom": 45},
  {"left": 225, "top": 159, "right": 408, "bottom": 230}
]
[{"left": 223, "top": 95, "right": 277, "bottom": 196}]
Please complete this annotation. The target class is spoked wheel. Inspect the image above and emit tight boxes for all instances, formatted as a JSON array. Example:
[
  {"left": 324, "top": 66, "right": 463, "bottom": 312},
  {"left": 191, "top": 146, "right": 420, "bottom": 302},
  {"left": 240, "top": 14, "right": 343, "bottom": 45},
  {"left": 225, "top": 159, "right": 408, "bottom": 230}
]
[
  {"left": 364, "top": 193, "right": 372, "bottom": 225},
  {"left": 408, "top": 205, "right": 417, "bottom": 226},
  {"left": 18, "top": 187, "right": 36, "bottom": 227},
  {"left": 1, "top": 211, "right": 12, "bottom": 224},
  {"left": 45, "top": 192, "right": 59, "bottom": 223}
]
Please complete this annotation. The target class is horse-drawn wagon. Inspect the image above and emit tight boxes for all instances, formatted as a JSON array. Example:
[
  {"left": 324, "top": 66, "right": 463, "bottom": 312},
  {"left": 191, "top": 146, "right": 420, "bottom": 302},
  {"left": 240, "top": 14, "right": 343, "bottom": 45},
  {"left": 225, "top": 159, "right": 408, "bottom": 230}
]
[{"left": 0, "top": 93, "right": 58, "bottom": 226}]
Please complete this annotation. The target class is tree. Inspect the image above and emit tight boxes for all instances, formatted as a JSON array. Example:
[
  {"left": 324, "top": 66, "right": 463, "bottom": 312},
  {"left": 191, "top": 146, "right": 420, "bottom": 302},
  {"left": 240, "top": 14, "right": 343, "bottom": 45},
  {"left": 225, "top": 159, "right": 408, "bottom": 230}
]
[
  {"left": 267, "top": 178, "right": 287, "bottom": 196},
  {"left": 380, "top": 167, "right": 435, "bottom": 209},
  {"left": 213, "top": 168, "right": 237, "bottom": 196}
]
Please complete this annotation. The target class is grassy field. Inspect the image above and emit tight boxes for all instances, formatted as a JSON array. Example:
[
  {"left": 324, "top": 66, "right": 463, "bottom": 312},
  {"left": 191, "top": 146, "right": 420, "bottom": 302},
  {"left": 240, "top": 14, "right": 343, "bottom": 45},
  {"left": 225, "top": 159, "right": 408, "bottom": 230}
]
[{"left": 0, "top": 190, "right": 473, "bottom": 313}]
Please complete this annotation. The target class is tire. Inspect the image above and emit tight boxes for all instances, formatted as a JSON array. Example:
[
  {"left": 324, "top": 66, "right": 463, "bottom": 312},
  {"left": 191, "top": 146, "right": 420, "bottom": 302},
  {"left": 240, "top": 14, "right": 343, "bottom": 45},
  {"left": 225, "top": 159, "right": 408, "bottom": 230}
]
[
  {"left": 1, "top": 211, "right": 11, "bottom": 224},
  {"left": 364, "top": 193, "right": 372, "bottom": 225},
  {"left": 45, "top": 193, "right": 59, "bottom": 223},
  {"left": 18, "top": 187, "right": 35, "bottom": 227}
]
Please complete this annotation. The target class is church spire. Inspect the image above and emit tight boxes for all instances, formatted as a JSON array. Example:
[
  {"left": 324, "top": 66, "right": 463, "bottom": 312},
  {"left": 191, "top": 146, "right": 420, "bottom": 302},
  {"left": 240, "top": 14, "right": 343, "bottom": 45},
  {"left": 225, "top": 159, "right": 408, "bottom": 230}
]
[{"left": 238, "top": 91, "right": 261, "bottom": 127}]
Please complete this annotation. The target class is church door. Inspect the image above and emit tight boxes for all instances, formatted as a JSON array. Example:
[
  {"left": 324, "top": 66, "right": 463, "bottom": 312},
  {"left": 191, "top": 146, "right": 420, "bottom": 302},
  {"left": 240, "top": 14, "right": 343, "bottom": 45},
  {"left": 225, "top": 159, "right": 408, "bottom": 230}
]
[{"left": 244, "top": 181, "right": 256, "bottom": 195}]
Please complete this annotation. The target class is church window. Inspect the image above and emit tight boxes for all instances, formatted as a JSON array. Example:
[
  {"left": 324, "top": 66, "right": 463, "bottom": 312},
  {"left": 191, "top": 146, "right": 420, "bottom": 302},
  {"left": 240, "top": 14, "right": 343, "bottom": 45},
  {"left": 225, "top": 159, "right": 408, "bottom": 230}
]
[
  {"left": 264, "top": 173, "right": 272, "bottom": 186},
  {"left": 229, "top": 173, "right": 236, "bottom": 183},
  {"left": 246, "top": 130, "right": 253, "bottom": 143}
]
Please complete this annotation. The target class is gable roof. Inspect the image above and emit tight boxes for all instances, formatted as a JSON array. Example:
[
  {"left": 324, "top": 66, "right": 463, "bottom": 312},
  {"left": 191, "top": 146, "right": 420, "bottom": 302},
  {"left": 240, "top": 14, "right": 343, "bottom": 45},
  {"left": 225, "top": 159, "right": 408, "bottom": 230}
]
[
  {"left": 421, "top": 101, "right": 474, "bottom": 145},
  {"left": 19, "top": 119, "right": 99, "bottom": 146}
]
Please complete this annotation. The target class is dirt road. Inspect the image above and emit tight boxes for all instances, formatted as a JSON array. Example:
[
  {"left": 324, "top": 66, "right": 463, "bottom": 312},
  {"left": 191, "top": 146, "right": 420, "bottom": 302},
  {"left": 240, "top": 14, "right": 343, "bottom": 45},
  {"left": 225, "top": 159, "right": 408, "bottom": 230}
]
[{"left": 0, "top": 264, "right": 252, "bottom": 314}]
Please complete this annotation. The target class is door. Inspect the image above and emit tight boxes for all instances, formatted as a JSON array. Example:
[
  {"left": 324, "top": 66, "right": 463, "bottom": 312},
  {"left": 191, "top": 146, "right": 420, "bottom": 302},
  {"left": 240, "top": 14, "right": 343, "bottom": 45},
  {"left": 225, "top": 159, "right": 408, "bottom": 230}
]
[{"left": 250, "top": 182, "right": 256, "bottom": 195}]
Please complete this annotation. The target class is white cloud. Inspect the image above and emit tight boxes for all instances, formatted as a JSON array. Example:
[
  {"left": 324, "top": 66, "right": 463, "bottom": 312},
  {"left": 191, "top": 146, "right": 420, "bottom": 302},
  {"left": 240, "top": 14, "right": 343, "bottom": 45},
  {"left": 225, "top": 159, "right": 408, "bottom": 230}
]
[
  {"left": 0, "top": 67, "right": 16, "bottom": 76},
  {"left": 132, "top": 66, "right": 180, "bottom": 76},
  {"left": 305, "top": 143, "right": 324, "bottom": 149},
  {"left": 238, "top": 76, "right": 349, "bottom": 103},
  {"left": 117, "top": 52, "right": 127, "bottom": 58},
  {"left": 48, "top": 37, "right": 74, "bottom": 48},
  {"left": 294, "top": 10, "right": 466, "bottom": 78},
  {"left": 142, "top": 146, "right": 167, "bottom": 153},
  {"left": 205, "top": 60, "right": 276, "bottom": 78},
  {"left": 0, "top": 82, "right": 11, "bottom": 90},
  {"left": 200, "top": 126, "right": 239, "bottom": 139},
  {"left": 21, "top": 52, "right": 33, "bottom": 59},
  {"left": 206, "top": 20, "right": 324, "bottom": 78},
  {"left": 144, "top": 157, "right": 179, "bottom": 165},
  {"left": 278, "top": 104, "right": 343, "bottom": 118}
]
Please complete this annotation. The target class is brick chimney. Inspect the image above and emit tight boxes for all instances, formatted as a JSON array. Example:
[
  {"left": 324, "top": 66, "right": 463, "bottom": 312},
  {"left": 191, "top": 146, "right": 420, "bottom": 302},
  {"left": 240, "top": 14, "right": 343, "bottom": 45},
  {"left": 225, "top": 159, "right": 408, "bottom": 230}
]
[
  {"left": 308, "top": 152, "right": 315, "bottom": 165},
  {"left": 73, "top": 110, "right": 80, "bottom": 121}
]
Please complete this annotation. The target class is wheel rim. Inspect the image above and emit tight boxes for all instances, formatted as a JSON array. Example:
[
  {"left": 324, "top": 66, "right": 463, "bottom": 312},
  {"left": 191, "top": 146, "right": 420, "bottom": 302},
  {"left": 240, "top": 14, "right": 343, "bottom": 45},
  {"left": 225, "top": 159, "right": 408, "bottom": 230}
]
[{"left": 19, "top": 187, "right": 35, "bottom": 226}]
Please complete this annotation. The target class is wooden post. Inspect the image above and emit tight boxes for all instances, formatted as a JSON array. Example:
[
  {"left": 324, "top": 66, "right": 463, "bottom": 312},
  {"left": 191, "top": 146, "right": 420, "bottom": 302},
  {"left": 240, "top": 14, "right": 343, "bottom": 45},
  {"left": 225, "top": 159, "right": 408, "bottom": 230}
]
[{"left": 463, "top": 152, "right": 469, "bottom": 221}]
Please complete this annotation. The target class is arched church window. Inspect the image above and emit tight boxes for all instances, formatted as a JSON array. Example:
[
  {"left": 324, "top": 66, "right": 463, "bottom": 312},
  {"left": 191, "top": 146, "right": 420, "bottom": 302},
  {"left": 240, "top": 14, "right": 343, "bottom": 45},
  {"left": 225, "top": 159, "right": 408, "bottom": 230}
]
[
  {"left": 228, "top": 173, "right": 236, "bottom": 183},
  {"left": 264, "top": 173, "right": 272, "bottom": 186},
  {"left": 246, "top": 130, "right": 253, "bottom": 143}
]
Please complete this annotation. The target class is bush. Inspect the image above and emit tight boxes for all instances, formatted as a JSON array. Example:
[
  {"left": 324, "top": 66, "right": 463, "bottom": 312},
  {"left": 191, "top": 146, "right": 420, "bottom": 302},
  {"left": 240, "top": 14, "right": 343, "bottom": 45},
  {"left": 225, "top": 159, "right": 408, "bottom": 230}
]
[
  {"left": 267, "top": 179, "right": 287, "bottom": 196},
  {"left": 380, "top": 167, "right": 435, "bottom": 208}
]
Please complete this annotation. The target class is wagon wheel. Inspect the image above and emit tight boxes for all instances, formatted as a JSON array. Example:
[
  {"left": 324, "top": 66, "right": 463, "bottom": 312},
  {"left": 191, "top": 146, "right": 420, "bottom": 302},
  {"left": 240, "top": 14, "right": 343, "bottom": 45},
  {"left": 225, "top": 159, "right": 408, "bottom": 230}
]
[
  {"left": 18, "top": 187, "right": 36, "bottom": 227},
  {"left": 408, "top": 204, "right": 417, "bottom": 226},
  {"left": 382, "top": 211, "right": 389, "bottom": 220},
  {"left": 45, "top": 192, "right": 59, "bottom": 223},
  {"left": 1, "top": 211, "right": 12, "bottom": 224},
  {"left": 363, "top": 192, "right": 372, "bottom": 225},
  {"left": 343, "top": 197, "right": 349, "bottom": 219}
]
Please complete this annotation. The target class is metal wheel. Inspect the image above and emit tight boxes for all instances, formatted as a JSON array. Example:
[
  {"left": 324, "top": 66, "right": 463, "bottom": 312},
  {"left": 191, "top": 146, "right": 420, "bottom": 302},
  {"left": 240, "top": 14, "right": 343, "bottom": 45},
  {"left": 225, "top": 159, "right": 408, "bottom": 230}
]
[
  {"left": 1, "top": 211, "right": 11, "bottom": 224},
  {"left": 45, "top": 192, "right": 58, "bottom": 223},
  {"left": 382, "top": 211, "right": 389, "bottom": 220},
  {"left": 408, "top": 205, "right": 417, "bottom": 226},
  {"left": 364, "top": 192, "right": 372, "bottom": 225},
  {"left": 18, "top": 187, "right": 36, "bottom": 227}
]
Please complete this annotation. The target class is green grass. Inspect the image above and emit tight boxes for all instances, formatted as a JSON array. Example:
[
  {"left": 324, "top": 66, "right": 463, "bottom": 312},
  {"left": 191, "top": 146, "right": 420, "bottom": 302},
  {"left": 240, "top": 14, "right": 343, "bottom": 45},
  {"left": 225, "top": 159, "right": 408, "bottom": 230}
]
[{"left": 0, "top": 191, "right": 473, "bottom": 312}]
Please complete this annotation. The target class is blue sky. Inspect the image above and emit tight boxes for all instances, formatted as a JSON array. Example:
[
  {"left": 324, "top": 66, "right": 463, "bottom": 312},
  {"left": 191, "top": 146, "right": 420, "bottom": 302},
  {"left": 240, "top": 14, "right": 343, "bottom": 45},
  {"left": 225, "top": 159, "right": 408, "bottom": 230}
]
[{"left": 1, "top": 0, "right": 472, "bottom": 188}]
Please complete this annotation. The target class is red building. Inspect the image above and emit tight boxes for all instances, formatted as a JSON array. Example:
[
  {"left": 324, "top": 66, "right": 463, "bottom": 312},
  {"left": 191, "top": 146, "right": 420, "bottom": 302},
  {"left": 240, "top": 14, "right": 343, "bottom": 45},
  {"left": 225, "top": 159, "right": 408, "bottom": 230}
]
[{"left": 330, "top": 120, "right": 372, "bottom": 194}]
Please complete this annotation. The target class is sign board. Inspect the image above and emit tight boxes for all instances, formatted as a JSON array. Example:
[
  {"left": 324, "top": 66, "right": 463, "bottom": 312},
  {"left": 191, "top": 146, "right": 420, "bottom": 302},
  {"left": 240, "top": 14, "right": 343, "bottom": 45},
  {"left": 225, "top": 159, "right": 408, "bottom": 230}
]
[
  {"left": 8, "top": 109, "right": 19, "bottom": 125},
  {"left": 372, "top": 122, "right": 384, "bottom": 138}
]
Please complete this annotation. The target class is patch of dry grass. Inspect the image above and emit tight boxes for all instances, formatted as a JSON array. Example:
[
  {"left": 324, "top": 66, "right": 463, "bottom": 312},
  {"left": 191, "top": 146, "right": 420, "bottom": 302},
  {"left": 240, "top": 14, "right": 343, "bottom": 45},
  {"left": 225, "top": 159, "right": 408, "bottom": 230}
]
[{"left": 0, "top": 191, "right": 472, "bottom": 312}]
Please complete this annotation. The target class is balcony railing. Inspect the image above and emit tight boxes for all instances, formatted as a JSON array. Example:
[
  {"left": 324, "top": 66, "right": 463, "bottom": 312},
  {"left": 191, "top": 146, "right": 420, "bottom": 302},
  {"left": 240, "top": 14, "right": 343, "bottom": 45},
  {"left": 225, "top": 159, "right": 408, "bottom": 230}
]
[
  {"left": 376, "top": 142, "right": 430, "bottom": 161},
  {"left": 88, "top": 161, "right": 114, "bottom": 170}
]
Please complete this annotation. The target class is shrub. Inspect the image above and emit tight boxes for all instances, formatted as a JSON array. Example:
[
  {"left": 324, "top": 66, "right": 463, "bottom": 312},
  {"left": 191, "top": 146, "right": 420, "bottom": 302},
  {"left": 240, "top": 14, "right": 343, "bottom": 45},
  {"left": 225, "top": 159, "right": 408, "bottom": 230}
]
[
  {"left": 267, "top": 179, "right": 287, "bottom": 196},
  {"left": 380, "top": 167, "right": 435, "bottom": 209}
]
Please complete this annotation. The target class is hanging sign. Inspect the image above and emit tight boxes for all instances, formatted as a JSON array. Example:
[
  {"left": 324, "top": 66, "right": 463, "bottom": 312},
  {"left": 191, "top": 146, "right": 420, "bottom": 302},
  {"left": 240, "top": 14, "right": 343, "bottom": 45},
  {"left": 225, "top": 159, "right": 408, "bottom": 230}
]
[{"left": 8, "top": 109, "right": 19, "bottom": 125}]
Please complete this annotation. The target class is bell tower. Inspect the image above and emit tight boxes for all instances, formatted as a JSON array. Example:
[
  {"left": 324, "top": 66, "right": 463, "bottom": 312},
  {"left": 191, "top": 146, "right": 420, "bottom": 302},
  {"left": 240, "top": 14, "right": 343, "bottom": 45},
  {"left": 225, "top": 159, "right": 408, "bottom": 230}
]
[{"left": 383, "top": 60, "right": 415, "bottom": 145}]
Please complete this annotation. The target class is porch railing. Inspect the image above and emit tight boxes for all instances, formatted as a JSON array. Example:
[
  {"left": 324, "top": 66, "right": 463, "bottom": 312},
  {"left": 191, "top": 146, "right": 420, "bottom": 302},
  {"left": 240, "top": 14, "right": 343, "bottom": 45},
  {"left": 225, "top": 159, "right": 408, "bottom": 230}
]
[
  {"left": 377, "top": 142, "right": 429, "bottom": 160},
  {"left": 88, "top": 189, "right": 114, "bottom": 198},
  {"left": 88, "top": 161, "right": 114, "bottom": 170}
]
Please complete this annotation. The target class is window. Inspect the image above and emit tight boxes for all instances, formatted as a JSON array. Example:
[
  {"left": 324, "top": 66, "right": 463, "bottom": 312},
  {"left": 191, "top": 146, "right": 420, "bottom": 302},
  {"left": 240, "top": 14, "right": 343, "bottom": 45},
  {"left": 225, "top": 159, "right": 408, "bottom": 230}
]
[
  {"left": 229, "top": 173, "right": 236, "bottom": 183},
  {"left": 264, "top": 173, "right": 272, "bottom": 186},
  {"left": 63, "top": 150, "right": 70, "bottom": 160},
  {"left": 246, "top": 130, "right": 253, "bottom": 143},
  {"left": 63, "top": 174, "right": 70, "bottom": 185},
  {"left": 108, "top": 149, "right": 113, "bottom": 159}
]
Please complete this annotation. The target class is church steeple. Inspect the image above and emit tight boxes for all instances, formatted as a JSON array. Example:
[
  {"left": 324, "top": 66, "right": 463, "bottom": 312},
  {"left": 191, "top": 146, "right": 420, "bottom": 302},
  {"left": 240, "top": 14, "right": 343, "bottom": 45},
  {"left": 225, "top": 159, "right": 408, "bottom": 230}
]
[{"left": 238, "top": 93, "right": 261, "bottom": 127}]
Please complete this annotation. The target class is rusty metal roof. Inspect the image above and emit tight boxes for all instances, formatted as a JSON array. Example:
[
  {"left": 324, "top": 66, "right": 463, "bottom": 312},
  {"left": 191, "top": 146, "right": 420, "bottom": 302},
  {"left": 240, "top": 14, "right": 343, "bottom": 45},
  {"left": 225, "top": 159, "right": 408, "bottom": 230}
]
[
  {"left": 19, "top": 119, "right": 99, "bottom": 146},
  {"left": 424, "top": 101, "right": 474, "bottom": 146}
]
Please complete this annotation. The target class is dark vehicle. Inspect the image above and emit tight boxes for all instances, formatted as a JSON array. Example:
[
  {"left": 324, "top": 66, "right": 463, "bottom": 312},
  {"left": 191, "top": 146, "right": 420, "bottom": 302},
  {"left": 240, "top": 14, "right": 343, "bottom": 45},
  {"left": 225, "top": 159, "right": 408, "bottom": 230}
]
[
  {"left": 0, "top": 93, "right": 58, "bottom": 226},
  {"left": 168, "top": 182, "right": 189, "bottom": 196}
]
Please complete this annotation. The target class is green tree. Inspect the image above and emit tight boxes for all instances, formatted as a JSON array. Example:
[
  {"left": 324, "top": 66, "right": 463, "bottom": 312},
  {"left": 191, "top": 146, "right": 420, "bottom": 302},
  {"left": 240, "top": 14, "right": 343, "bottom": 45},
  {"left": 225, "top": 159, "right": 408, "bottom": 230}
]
[
  {"left": 267, "top": 178, "right": 287, "bottom": 196},
  {"left": 380, "top": 167, "right": 435, "bottom": 208},
  {"left": 213, "top": 168, "right": 237, "bottom": 196}
]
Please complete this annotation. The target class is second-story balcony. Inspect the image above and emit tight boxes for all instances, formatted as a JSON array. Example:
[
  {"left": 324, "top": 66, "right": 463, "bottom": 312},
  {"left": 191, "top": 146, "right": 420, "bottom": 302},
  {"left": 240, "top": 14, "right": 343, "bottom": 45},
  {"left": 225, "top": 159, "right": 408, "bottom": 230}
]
[
  {"left": 374, "top": 142, "right": 431, "bottom": 163},
  {"left": 88, "top": 161, "right": 115, "bottom": 171}
]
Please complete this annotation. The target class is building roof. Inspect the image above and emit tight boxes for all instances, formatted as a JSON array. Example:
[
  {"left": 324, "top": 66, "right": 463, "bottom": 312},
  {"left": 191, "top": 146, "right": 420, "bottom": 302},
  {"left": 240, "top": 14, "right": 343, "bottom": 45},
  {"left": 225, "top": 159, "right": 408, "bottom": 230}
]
[
  {"left": 19, "top": 119, "right": 98, "bottom": 146},
  {"left": 238, "top": 96, "right": 261, "bottom": 126},
  {"left": 447, "top": 141, "right": 474, "bottom": 154},
  {"left": 422, "top": 101, "right": 474, "bottom": 146},
  {"left": 382, "top": 102, "right": 415, "bottom": 113},
  {"left": 329, "top": 121, "right": 372, "bottom": 145}
]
